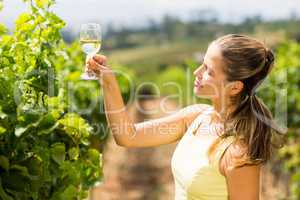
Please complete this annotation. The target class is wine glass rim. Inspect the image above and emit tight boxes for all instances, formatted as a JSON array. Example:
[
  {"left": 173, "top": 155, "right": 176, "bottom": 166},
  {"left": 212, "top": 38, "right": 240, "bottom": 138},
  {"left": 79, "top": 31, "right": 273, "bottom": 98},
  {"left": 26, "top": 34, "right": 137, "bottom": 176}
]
[{"left": 81, "top": 23, "right": 101, "bottom": 29}]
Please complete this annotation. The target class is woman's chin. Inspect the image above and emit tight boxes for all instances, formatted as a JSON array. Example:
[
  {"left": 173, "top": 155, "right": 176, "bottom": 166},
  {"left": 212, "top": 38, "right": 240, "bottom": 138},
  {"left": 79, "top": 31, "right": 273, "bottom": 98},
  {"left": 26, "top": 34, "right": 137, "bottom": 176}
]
[
  {"left": 193, "top": 87, "right": 211, "bottom": 98},
  {"left": 193, "top": 86, "right": 202, "bottom": 96}
]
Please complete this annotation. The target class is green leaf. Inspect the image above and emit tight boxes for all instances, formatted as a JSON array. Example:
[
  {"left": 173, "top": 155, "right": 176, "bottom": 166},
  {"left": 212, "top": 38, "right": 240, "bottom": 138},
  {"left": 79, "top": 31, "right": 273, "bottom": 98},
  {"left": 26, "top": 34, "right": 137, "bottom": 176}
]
[
  {"left": 87, "top": 149, "right": 100, "bottom": 165},
  {"left": 0, "top": 178, "right": 14, "bottom": 200},
  {"left": 15, "top": 126, "right": 28, "bottom": 137},
  {"left": 0, "top": 126, "right": 6, "bottom": 135},
  {"left": 38, "top": 122, "right": 59, "bottom": 135},
  {"left": 68, "top": 147, "right": 79, "bottom": 161},
  {"left": 58, "top": 113, "right": 92, "bottom": 142},
  {"left": 50, "top": 143, "right": 65, "bottom": 165},
  {"left": 35, "top": 0, "right": 50, "bottom": 8},
  {"left": 0, "top": 155, "right": 9, "bottom": 170},
  {"left": 60, "top": 161, "right": 81, "bottom": 184},
  {"left": 10, "top": 165, "right": 31, "bottom": 178},
  {"left": 0, "top": 110, "right": 7, "bottom": 119},
  {"left": 15, "top": 13, "right": 32, "bottom": 28},
  {"left": 60, "top": 185, "right": 77, "bottom": 200},
  {"left": 0, "top": 24, "right": 7, "bottom": 35}
]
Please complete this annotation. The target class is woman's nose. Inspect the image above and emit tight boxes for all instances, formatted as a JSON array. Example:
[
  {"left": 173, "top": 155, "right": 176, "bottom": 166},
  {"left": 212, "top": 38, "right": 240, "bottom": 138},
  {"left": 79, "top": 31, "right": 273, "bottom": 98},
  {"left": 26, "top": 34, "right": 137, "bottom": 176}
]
[{"left": 193, "top": 65, "right": 203, "bottom": 77}]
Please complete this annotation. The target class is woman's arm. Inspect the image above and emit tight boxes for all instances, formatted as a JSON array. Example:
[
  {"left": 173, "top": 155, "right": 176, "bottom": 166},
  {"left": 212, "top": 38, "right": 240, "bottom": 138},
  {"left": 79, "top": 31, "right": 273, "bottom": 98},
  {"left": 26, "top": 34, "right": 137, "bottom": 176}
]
[
  {"left": 221, "top": 143, "right": 261, "bottom": 200},
  {"left": 225, "top": 164, "right": 261, "bottom": 200},
  {"left": 123, "top": 103, "right": 206, "bottom": 147},
  {"left": 87, "top": 54, "right": 209, "bottom": 148}
]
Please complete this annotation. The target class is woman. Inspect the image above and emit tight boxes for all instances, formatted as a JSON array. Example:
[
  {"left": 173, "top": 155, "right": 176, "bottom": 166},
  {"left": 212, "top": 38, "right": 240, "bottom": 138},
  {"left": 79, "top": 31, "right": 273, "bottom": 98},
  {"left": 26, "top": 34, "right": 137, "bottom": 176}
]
[{"left": 86, "top": 34, "right": 281, "bottom": 200}]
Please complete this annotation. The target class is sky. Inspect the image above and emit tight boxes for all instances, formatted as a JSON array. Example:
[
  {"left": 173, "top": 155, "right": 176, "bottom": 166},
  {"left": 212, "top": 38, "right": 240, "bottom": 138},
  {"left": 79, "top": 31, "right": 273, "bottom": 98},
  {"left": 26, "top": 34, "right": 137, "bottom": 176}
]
[{"left": 1, "top": 0, "right": 300, "bottom": 32}]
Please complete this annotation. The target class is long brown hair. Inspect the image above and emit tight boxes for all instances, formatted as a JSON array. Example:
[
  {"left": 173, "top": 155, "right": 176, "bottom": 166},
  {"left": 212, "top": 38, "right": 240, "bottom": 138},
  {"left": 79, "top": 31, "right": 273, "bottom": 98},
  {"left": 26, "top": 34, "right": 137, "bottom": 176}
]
[{"left": 208, "top": 34, "right": 284, "bottom": 167}]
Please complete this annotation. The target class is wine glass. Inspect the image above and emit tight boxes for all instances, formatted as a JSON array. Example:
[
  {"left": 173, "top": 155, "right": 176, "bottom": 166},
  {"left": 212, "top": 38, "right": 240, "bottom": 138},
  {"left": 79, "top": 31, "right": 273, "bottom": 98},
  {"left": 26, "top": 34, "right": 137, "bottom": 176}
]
[{"left": 79, "top": 23, "right": 102, "bottom": 80}]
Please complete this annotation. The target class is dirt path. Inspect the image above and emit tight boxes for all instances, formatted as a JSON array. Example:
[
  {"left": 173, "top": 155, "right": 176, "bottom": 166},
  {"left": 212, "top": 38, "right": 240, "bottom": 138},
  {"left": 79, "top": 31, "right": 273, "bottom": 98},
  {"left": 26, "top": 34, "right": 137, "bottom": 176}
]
[{"left": 88, "top": 98, "right": 289, "bottom": 200}]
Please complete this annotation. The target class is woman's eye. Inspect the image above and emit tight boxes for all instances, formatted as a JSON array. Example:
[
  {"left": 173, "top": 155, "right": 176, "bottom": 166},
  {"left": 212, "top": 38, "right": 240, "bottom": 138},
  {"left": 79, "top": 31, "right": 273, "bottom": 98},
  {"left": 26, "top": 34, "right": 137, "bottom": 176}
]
[
  {"left": 203, "top": 64, "right": 213, "bottom": 76},
  {"left": 203, "top": 65, "right": 210, "bottom": 73}
]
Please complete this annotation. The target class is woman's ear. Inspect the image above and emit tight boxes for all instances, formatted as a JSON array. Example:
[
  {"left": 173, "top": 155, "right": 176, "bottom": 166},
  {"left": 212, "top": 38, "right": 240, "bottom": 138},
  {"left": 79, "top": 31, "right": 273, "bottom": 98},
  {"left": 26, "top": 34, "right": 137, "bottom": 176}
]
[{"left": 229, "top": 81, "right": 244, "bottom": 95}]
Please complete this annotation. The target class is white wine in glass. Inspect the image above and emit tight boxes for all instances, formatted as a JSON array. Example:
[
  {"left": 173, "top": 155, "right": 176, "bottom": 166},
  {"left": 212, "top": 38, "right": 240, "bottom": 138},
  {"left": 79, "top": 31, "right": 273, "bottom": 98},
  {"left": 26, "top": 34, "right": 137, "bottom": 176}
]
[
  {"left": 80, "top": 23, "right": 102, "bottom": 80},
  {"left": 80, "top": 39, "right": 101, "bottom": 55}
]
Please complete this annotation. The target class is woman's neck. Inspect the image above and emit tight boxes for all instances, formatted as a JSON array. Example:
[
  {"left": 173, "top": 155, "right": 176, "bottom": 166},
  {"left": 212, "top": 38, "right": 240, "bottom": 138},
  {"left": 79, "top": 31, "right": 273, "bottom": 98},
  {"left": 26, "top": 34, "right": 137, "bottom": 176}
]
[{"left": 211, "top": 97, "right": 235, "bottom": 124}]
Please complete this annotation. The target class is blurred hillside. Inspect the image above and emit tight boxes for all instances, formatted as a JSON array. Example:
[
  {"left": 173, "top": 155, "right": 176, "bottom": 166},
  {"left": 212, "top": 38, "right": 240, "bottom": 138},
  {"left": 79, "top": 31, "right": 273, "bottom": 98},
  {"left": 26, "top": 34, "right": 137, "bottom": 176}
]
[{"left": 62, "top": 12, "right": 300, "bottom": 84}]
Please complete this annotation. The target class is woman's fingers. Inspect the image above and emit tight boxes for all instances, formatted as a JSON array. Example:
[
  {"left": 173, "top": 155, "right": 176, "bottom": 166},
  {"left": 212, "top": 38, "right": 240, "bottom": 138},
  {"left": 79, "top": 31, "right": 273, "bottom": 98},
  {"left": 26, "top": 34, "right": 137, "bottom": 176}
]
[
  {"left": 86, "top": 54, "right": 113, "bottom": 80},
  {"left": 87, "top": 58, "right": 103, "bottom": 76},
  {"left": 85, "top": 63, "right": 93, "bottom": 74},
  {"left": 92, "top": 54, "right": 107, "bottom": 66}
]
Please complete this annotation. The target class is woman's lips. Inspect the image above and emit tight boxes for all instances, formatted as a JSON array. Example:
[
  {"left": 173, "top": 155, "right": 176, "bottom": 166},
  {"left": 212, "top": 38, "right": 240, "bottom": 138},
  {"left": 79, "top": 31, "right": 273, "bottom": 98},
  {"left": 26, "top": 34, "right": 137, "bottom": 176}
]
[{"left": 194, "top": 79, "right": 202, "bottom": 87}]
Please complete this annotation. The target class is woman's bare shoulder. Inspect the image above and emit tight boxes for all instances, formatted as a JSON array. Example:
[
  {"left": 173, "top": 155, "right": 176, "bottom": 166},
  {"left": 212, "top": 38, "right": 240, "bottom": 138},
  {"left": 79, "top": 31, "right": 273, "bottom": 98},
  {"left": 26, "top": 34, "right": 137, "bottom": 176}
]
[
  {"left": 178, "top": 103, "right": 212, "bottom": 128},
  {"left": 221, "top": 139, "right": 261, "bottom": 176}
]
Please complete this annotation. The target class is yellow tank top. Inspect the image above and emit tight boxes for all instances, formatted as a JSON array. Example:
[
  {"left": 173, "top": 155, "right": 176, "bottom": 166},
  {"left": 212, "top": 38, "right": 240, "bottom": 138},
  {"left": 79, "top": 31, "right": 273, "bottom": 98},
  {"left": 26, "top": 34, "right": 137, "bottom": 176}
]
[{"left": 171, "top": 106, "right": 235, "bottom": 200}]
